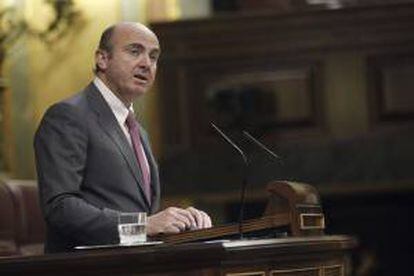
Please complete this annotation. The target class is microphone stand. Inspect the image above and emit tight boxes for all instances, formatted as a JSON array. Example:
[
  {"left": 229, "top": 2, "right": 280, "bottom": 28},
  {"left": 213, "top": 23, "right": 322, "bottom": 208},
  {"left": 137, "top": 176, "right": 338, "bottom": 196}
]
[
  {"left": 239, "top": 161, "right": 249, "bottom": 240},
  {"left": 211, "top": 123, "right": 249, "bottom": 240},
  {"left": 243, "top": 131, "right": 283, "bottom": 164}
]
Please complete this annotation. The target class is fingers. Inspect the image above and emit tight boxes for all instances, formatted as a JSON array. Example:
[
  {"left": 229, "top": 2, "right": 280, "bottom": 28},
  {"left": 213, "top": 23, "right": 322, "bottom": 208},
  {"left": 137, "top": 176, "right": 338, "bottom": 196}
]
[
  {"left": 147, "top": 207, "right": 195, "bottom": 235},
  {"left": 171, "top": 207, "right": 197, "bottom": 229},
  {"left": 164, "top": 223, "right": 181, "bottom": 234},
  {"left": 147, "top": 207, "right": 212, "bottom": 236},
  {"left": 186, "top": 207, "right": 212, "bottom": 229}
]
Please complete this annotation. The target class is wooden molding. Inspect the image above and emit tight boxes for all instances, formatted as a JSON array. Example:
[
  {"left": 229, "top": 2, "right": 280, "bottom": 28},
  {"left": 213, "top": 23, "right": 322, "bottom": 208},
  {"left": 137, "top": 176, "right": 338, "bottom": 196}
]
[{"left": 153, "top": 3, "right": 414, "bottom": 59}]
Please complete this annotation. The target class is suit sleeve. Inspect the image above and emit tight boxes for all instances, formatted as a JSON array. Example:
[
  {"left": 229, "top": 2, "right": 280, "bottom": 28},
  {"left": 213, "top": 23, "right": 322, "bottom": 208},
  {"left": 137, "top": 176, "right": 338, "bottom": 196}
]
[{"left": 34, "top": 103, "right": 119, "bottom": 246}]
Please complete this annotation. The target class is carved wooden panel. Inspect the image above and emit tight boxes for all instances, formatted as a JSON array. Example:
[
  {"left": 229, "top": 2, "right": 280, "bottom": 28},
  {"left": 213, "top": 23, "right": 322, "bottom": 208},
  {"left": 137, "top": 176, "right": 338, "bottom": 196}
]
[
  {"left": 270, "top": 267, "right": 320, "bottom": 276},
  {"left": 226, "top": 272, "right": 266, "bottom": 276},
  {"left": 187, "top": 60, "right": 324, "bottom": 146},
  {"left": 368, "top": 54, "right": 414, "bottom": 124},
  {"left": 157, "top": 57, "right": 324, "bottom": 154}
]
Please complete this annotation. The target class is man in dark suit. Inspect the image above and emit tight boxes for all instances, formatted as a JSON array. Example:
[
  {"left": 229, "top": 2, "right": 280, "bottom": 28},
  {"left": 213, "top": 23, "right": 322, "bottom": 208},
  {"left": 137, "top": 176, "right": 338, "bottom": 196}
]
[{"left": 34, "top": 22, "right": 211, "bottom": 253}]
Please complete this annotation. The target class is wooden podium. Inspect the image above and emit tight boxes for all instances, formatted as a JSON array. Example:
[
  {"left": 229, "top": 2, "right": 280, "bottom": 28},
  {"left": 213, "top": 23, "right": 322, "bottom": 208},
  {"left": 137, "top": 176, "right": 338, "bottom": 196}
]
[
  {"left": 158, "top": 181, "right": 326, "bottom": 244},
  {"left": 0, "top": 236, "right": 356, "bottom": 275},
  {"left": 0, "top": 181, "right": 356, "bottom": 275}
]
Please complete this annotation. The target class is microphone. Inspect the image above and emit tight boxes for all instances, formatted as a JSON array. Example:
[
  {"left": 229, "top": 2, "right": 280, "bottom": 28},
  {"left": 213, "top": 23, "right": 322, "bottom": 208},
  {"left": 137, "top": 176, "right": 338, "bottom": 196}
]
[
  {"left": 242, "top": 131, "right": 283, "bottom": 164},
  {"left": 211, "top": 123, "right": 248, "bottom": 239}
]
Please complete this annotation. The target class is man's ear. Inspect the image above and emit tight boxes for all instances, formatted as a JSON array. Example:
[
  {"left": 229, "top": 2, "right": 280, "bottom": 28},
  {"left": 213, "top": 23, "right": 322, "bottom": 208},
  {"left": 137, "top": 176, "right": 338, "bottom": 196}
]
[{"left": 95, "top": 49, "right": 109, "bottom": 71}]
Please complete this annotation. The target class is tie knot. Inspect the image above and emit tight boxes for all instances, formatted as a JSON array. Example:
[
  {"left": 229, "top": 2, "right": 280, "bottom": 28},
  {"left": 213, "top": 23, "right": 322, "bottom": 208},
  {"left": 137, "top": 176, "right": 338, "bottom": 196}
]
[{"left": 125, "top": 112, "right": 138, "bottom": 130}]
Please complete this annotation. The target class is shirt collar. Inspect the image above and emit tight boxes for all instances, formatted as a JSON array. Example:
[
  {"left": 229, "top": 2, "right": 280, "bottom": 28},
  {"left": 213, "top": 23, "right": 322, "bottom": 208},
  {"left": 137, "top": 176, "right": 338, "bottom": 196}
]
[{"left": 93, "top": 77, "right": 134, "bottom": 125}]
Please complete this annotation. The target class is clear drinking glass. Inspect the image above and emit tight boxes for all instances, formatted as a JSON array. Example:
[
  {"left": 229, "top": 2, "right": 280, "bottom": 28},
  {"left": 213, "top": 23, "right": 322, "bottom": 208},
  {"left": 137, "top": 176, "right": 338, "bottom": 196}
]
[{"left": 118, "top": 212, "right": 147, "bottom": 245}]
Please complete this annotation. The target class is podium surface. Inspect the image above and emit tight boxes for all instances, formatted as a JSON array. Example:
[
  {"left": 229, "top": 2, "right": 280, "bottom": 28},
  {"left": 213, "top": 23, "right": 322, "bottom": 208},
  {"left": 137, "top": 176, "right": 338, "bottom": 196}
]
[{"left": 0, "top": 235, "right": 356, "bottom": 276}]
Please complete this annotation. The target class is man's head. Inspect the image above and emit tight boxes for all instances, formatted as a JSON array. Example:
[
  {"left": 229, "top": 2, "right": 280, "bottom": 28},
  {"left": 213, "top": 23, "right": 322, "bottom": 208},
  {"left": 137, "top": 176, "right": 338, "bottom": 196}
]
[{"left": 95, "top": 22, "right": 160, "bottom": 105}]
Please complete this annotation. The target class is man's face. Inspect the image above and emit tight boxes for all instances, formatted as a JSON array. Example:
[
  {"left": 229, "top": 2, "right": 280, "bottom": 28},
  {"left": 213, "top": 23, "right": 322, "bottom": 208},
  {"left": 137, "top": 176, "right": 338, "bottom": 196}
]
[{"left": 96, "top": 24, "right": 160, "bottom": 103}]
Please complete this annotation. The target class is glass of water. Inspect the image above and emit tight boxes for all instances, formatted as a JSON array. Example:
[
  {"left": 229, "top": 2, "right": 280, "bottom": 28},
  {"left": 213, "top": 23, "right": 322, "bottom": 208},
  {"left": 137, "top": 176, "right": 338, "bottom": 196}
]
[{"left": 118, "top": 212, "right": 147, "bottom": 245}]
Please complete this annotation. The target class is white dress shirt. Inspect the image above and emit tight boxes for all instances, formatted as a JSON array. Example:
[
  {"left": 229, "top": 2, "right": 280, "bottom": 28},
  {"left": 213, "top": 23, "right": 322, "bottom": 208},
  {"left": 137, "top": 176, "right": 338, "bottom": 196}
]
[{"left": 93, "top": 77, "right": 150, "bottom": 170}]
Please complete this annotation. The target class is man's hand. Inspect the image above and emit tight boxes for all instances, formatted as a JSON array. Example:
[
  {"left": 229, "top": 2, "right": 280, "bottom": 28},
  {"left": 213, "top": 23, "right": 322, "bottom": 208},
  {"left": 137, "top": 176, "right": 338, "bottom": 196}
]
[
  {"left": 147, "top": 207, "right": 212, "bottom": 236},
  {"left": 186, "top": 207, "right": 212, "bottom": 230}
]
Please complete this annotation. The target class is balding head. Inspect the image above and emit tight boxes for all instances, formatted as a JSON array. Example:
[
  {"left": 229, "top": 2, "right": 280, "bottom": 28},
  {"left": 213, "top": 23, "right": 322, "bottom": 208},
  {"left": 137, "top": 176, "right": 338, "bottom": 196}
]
[
  {"left": 95, "top": 22, "right": 161, "bottom": 104},
  {"left": 97, "top": 22, "right": 159, "bottom": 55}
]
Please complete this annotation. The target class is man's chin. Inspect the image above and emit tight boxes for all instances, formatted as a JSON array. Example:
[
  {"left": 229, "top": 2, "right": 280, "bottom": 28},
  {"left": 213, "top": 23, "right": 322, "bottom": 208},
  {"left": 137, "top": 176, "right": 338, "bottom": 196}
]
[{"left": 129, "top": 87, "right": 148, "bottom": 99}]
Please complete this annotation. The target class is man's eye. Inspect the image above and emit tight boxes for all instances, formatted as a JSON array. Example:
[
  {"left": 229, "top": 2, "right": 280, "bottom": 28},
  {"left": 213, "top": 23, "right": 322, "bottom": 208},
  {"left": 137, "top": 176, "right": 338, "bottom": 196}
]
[{"left": 130, "top": 49, "right": 140, "bottom": 55}]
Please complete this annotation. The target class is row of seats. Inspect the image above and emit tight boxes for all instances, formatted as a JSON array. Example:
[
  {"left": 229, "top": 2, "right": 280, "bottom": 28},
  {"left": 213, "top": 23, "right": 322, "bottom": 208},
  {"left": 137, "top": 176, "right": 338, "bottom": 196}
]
[{"left": 0, "top": 179, "right": 45, "bottom": 256}]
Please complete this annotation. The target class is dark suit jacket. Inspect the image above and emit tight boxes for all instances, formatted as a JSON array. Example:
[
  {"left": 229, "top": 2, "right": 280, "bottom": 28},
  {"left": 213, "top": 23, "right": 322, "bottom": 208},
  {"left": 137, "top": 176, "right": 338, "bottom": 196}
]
[{"left": 34, "top": 82, "right": 160, "bottom": 253}]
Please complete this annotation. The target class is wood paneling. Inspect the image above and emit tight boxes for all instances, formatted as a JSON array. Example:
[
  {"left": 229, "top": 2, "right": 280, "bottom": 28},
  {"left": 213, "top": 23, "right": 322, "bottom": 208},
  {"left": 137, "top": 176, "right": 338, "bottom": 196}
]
[
  {"left": 368, "top": 54, "right": 414, "bottom": 125},
  {"left": 152, "top": 3, "right": 414, "bottom": 155},
  {"left": 151, "top": 5, "right": 414, "bottom": 275}
]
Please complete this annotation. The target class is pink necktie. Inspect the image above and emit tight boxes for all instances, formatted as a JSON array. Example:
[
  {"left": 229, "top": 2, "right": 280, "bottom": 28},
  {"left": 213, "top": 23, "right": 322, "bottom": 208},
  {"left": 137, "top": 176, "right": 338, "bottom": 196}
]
[{"left": 125, "top": 112, "right": 151, "bottom": 202}]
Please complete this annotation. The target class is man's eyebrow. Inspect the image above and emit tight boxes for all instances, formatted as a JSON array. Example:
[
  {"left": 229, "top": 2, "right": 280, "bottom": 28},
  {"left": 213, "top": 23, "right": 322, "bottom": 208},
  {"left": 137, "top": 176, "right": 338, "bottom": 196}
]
[
  {"left": 125, "top": 43, "right": 160, "bottom": 53},
  {"left": 124, "top": 43, "right": 143, "bottom": 49}
]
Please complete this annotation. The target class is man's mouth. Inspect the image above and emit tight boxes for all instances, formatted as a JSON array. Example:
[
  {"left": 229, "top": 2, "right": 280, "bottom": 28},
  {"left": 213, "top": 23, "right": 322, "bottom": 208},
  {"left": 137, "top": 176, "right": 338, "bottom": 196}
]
[{"left": 134, "top": 73, "right": 149, "bottom": 84}]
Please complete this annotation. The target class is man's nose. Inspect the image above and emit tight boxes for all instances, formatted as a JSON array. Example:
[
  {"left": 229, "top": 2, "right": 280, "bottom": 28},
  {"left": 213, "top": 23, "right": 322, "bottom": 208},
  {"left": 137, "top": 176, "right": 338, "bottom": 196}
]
[{"left": 138, "top": 54, "right": 151, "bottom": 68}]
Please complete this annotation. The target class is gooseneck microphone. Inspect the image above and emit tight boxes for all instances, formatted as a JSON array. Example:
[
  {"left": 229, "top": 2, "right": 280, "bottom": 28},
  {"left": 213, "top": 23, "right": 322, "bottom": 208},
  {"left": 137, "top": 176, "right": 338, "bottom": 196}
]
[
  {"left": 211, "top": 123, "right": 248, "bottom": 239},
  {"left": 242, "top": 131, "right": 283, "bottom": 164}
]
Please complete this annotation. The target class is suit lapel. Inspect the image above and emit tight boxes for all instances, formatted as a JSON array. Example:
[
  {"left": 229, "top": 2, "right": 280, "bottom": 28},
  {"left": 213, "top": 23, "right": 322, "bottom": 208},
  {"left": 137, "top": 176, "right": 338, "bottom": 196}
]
[{"left": 85, "top": 83, "right": 151, "bottom": 208}]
